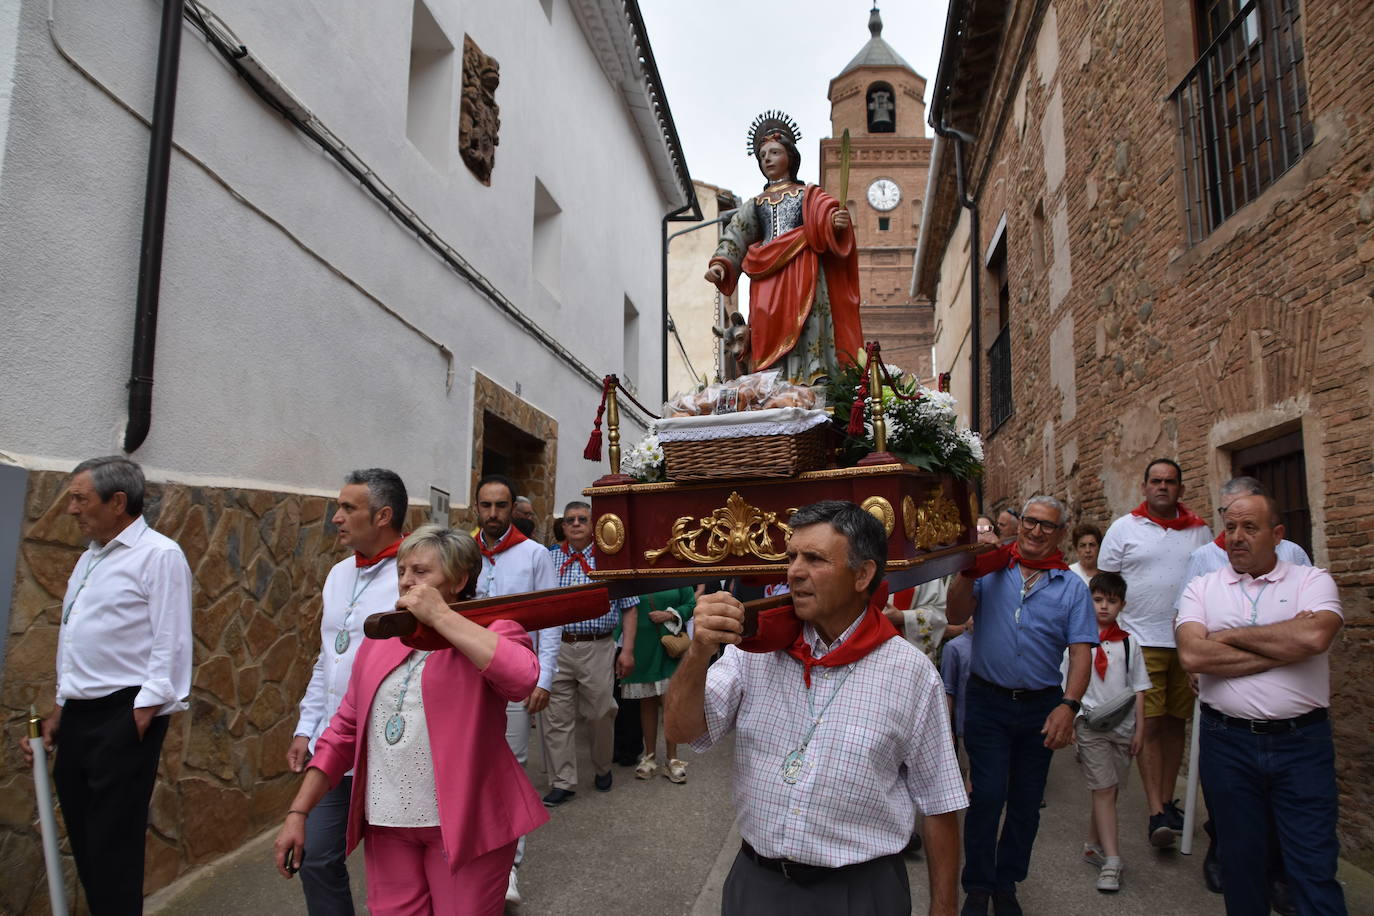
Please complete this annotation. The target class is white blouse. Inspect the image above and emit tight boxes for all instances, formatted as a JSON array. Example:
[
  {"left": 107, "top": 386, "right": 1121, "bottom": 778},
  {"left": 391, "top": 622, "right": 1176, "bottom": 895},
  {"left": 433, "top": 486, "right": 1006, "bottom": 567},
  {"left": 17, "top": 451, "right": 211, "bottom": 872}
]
[{"left": 365, "top": 652, "right": 440, "bottom": 827}]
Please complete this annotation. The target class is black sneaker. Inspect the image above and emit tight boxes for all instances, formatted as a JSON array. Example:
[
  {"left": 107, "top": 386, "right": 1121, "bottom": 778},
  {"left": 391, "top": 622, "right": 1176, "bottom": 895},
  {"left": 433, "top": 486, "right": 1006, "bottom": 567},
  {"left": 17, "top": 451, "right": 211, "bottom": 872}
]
[
  {"left": 992, "top": 890, "right": 1023, "bottom": 916},
  {"left": 1164, "top": 799, "right": 1185, "bottom": 831},
  {"left": 960, "top": 891, "right": 990, "bottom": 916},
  {"left": 542, "top": 788, "right": 575, "bottom": 808},
  {"left": 1149, "top": 812, "right": 1176, "bottom": 848},
  {"left": 594, "top": 770, "right": 613, "bottom": 792}
]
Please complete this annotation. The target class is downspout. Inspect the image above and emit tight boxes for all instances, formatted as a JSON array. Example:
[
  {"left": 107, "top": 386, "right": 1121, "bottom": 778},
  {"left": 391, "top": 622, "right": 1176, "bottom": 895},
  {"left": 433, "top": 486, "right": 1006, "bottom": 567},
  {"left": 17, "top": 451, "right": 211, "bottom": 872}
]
[
  {"left": 124, "top": 0, "right": 187, "bottom": 452},
  {"left": 934, "top": 124, "right": 980, "bottom": 435}
]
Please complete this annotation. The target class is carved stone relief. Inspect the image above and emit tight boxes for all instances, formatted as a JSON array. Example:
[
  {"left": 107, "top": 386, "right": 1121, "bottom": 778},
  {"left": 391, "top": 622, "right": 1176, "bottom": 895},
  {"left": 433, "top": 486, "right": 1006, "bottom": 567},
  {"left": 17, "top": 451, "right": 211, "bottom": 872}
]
[{"left": 459, "top": 35, "right": 500, "bottom": 185}]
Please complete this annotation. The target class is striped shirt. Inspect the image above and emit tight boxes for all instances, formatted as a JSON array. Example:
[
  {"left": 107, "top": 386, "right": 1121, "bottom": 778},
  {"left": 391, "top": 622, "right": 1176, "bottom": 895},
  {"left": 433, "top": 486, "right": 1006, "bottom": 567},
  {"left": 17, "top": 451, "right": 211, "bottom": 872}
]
[
  {"left": 547, "top": 543, "right": 637, "bottom": 635},
  {"left": 692, "top": 615, "right": 968, "bottom": 867}
]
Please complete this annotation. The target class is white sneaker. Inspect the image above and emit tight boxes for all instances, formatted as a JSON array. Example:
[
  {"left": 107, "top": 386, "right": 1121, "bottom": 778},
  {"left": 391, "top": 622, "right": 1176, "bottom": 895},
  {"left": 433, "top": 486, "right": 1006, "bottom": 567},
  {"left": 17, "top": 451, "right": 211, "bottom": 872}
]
[
  {"left": 1096, "top": 862, "right": 1122, "bottom": 893},
  {"left": 635, "top": 752, "right": 658, "bottom": 779},
  {"left": 506, "top": 867, "right": 522, "bottom": 905},
  {"left": 665, "top": 758, "right": 688, "bottom": 784}
]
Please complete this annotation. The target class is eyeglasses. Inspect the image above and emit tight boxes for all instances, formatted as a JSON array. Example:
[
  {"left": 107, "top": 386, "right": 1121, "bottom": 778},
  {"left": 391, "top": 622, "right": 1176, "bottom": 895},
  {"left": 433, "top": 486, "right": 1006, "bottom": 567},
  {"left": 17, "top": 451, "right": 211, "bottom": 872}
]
[
  {"left": 565, "top": 516, "right": 590, "bottom": 525},
  {"left": 1020, "top": 516, "right": 1064, "bottom": 533},
  {"left": 976, "top": 524, "right": 994, "bottom": 533}
]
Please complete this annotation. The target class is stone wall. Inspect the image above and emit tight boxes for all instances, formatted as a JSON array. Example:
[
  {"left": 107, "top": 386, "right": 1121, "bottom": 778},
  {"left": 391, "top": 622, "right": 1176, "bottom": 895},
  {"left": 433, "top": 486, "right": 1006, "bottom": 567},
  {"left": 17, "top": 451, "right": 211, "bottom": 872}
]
[
  {"left": 949, "top": 0, "right": 1374, "bottom": 865},
  {"left": 0, "top": 471, "right": 435, "bottom": 914}
]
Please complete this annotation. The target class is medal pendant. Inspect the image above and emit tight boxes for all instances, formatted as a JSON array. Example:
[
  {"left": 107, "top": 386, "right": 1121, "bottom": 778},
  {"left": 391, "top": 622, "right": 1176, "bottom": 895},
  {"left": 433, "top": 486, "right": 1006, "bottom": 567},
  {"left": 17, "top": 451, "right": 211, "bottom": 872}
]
[
  {"left": 334, "top": 629, "right": 351, "bottom": 654},
  {"left": 781, "top": 749, "right": 804, "bottom": 784},
  {"left": 384, "top": 713, "right": 405, "bottom": 745}
]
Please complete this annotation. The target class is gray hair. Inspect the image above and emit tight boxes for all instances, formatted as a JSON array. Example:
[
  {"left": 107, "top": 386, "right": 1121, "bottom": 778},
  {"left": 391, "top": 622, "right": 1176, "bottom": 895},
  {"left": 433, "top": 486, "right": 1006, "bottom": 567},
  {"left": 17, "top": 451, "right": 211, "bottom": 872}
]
[
  {"left": 72, "top": 456, "right": 145, "bottom": 517},
  {"left": 1021, "top": 495, "right": 1067, "bottom": 524},
  {"left": 344, "top": 468, "right": 408, "bottom": 533},
  {"left": 563, "top": 500, "right": 591, "bottom": 515},
  {"left": 515, "top": 496, "right": 533, "bottom": 507},
  {"left": 788, "top": 501, "right": 887, "bottom": 594},
  {"left": 1220, "top": 476, "right": 1265, "bottom": 498},
  {"left": 398, "top": 524, "right": 481, "bottom": 599}
]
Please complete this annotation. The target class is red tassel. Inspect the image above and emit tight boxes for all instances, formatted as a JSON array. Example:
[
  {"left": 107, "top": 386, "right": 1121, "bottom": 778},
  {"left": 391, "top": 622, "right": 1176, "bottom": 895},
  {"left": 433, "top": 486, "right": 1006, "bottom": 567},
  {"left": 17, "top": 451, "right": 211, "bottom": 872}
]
[
  {"left": 583, "top": 376, "right": 611, "bottom": 461},
  {"left": 847, "top": 361, "right": 869, "bottom": 437}
]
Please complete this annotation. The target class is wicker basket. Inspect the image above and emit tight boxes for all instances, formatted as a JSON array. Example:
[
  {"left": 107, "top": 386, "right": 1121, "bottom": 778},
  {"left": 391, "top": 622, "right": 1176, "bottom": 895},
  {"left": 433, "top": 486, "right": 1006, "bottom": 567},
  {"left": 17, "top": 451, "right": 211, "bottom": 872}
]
[{"left": 663, "top": 424, "right": 831, "bottom": 481}]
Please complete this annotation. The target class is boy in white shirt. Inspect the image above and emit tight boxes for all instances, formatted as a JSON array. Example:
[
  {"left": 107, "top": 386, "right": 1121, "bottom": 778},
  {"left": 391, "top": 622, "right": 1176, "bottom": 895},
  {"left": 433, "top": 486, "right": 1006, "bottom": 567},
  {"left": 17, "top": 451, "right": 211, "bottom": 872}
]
[{"left": 1070, "top": 572, "right": 1151, "bottom": 892}]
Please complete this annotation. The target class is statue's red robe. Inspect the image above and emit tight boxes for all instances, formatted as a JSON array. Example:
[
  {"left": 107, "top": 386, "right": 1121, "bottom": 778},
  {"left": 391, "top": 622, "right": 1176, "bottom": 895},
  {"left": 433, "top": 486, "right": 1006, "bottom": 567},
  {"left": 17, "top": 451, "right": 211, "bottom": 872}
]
[{"left": 709, "top": 184, "right": 863, "bottom": 373}]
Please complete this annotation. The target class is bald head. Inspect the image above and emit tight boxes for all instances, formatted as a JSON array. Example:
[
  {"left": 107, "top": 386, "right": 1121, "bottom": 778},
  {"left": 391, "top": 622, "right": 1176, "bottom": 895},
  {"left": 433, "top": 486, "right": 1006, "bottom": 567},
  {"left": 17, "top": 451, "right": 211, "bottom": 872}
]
[{"left": 1223, "top": 493, "right": 1284, "bottom": 575}]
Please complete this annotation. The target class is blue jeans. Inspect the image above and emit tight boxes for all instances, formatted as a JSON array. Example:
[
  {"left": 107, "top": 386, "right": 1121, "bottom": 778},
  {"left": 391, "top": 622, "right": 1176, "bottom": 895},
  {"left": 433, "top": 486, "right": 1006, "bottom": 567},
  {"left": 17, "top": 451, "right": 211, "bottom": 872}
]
[
  {"left": 960, "top": 679, "right": 1059, "bottom": 894},
  {"left": 1199, "top": 709, "right": 1346, "bottom": 915},
  {"left": 301, "top": 775, "right": 355, "bottom": 916}
]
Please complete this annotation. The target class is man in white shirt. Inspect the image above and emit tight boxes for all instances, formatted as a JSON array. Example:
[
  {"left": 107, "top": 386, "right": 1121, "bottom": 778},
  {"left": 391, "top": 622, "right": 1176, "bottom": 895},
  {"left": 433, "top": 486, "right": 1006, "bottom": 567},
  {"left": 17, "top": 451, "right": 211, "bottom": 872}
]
[
  {"left": 287, "top": 469, "right": 407, "bottom": 916},
  {"left": 470, "top": 473, "right": 559, "bottom": 905},
  {"left": 21, "top": 457, "right": 192, "bottom": 913},
  {"left": 1097, "top": 458, "right": 1211, "bottom": 847},
  {"left": 666, "top": 501, "right": 965, "bottom": 916}
]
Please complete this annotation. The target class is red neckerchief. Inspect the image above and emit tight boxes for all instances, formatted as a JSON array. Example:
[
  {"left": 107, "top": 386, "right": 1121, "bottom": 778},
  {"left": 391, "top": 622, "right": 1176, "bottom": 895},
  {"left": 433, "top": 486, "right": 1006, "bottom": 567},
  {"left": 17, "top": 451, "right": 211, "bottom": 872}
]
[
  {"left": 962, "top": 542, "right": 1071, "bottom": 578},
  {"left": 559, "top": 542, "right": 594, "bottom": 577},
  {"left": 478, "top": 525, "right": 527, "bottom": 562},
  {"left": 355, "top": 538, "right": 402, "bottom": 568},
  {"left": 782, "top": 583, "right": 900, "bottom": 688},
  {"left": 1095, "top": 623, "right": 1130, "bottom": 679},
  {"left": 1130, "top": 501, "right": 1208, "bottom": 531},
  {"left": 1213, "top": 532, "right": 1226, "bottom": 550}
]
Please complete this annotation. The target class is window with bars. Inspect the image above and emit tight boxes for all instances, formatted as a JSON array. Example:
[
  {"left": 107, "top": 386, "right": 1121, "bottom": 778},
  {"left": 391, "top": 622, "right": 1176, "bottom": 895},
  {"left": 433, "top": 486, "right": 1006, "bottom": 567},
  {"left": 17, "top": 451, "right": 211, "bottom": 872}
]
[
  {"left": 986, "top": 237, "right": 1013, "bottom": 432},
  {"left": 1169, "top": 0, "right": 1312, "bottom": 245}
]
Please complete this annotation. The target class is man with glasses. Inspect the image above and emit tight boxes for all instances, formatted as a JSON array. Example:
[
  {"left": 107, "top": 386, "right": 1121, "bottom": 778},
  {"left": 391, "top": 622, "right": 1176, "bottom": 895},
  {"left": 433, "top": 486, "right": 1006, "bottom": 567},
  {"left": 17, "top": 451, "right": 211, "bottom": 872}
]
[
  {"left": 541, "top": 501, "right": 638, "bottom": 806},
  {"left": 947, "top": 496, "right": 1098, "bottom": 916},
  {"left": 1097, "top": 458, "right": 1212, "bottom": 848}
]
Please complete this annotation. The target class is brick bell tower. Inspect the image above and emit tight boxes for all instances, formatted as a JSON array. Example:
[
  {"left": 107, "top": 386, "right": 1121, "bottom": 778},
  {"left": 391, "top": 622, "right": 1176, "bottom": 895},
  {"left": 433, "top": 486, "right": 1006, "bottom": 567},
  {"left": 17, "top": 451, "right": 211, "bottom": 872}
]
[{"left": 819, "top": 4, "right": 934, "bottom": 379}]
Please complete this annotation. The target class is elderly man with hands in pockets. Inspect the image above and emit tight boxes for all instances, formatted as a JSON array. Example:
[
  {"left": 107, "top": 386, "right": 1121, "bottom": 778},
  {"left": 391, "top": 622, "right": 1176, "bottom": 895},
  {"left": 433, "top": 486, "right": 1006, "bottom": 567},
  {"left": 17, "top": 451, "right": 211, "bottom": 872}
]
[{"left": 666, "top": 500, "right": 966, "bottom": 916}]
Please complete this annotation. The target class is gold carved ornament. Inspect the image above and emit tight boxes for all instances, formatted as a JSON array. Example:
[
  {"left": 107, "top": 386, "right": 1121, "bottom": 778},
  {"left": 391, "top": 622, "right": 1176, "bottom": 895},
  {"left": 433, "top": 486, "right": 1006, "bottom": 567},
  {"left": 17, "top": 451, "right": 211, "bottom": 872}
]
[
  {"left": 594, "top": 514, "right": 625, "bottom": 555},
  {"left": 644, "top": 492, "right": 794, "bottom": 565},
  {"left": 912, "top": 492, "right": 965, "bottom": 551},
  {"left": 860, "top": 497, "right": 895, "bottom": 537},
  {"left": 902, "top": 495, "right": 918, "bottom": 542}
]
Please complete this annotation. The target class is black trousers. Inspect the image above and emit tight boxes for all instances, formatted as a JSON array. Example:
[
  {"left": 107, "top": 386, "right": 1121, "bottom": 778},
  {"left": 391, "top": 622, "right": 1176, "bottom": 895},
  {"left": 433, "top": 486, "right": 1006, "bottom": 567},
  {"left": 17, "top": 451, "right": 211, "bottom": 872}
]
[
  {"left": 723, "top": 849, "right": 911, "bottom": 916},
  {"left": 54, "top": 686, "right": 169, "bottom": 915}
]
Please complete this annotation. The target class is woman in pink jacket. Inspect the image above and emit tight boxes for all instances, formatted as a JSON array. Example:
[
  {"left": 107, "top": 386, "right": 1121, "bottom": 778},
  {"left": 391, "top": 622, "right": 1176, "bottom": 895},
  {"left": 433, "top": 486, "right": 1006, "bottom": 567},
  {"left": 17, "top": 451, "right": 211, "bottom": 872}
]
[{"left": 274, "top": 525, "right": 548, "bottom": 915}]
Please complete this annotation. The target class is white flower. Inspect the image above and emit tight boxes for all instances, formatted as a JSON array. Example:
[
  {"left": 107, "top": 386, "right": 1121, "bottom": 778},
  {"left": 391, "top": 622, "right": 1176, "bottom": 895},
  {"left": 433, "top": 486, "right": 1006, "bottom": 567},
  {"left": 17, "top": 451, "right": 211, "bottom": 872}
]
[{"left": 959, "top": 428, "right": 984, "bottom": 462}]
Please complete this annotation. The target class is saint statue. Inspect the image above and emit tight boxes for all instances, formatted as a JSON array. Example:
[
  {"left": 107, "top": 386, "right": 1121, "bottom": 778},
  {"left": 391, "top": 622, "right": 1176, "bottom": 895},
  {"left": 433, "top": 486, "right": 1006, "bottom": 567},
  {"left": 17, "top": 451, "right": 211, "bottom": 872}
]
[{"left": 704, "top": 111, "right": 863, "bottom": 384}]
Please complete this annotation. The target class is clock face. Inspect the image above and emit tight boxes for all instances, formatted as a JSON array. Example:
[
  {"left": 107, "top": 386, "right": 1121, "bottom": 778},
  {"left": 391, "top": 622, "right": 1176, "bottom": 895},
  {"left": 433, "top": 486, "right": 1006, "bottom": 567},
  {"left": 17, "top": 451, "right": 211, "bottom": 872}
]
[{"left": 867, "top": 178, "right": 901, "bottom": 211}]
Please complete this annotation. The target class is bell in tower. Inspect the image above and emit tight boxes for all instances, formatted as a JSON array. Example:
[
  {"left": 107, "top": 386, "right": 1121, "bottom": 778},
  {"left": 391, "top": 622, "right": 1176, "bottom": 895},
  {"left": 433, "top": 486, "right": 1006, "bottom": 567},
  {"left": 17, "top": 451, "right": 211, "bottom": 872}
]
[{"left": 867, "top": 84, "right": 895, "bottom": 133}]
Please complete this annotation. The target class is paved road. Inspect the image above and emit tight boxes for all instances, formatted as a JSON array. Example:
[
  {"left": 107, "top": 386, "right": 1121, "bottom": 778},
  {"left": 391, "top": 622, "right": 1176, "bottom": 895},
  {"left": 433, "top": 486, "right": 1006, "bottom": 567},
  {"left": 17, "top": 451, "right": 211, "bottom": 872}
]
[{"left": 149, "top": 721, "right": 1374, "bottom": 915}]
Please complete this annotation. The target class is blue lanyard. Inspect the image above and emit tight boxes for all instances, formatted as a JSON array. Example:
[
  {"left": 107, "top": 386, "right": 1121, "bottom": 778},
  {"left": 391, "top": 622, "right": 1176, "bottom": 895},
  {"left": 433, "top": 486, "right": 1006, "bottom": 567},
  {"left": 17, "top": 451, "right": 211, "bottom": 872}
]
[
  {"left": 63, "top": 544, "right": 115, "bottom": 624},
  {"left": 1240, "top": 581, "right": 1271, "bottom": 626}
]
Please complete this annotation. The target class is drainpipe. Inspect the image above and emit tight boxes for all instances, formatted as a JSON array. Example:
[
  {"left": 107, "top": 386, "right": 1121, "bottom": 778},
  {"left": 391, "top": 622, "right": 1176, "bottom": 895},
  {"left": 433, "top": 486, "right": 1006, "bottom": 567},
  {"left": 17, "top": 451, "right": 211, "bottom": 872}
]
[
  {"left": 124, "top": 0, "right": 187, "bottom": 453},
  {"left": 933, "top": 123, "right": 980, "bottom": 436}
]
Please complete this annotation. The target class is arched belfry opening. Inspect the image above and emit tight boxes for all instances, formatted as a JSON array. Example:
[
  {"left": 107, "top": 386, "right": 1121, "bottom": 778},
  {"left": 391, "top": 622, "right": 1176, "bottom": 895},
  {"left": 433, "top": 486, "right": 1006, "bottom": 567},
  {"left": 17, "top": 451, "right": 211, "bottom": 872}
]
[{"left": 867, "top": 81, "right": 896, "bottom": 133}]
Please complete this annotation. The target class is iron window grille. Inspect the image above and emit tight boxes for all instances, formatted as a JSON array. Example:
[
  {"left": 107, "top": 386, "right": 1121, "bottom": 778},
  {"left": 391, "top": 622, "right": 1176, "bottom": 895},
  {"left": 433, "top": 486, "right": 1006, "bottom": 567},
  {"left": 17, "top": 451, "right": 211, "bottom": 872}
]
[
  {"left": 1169, "top": 0, "right": 1311, "bottom": 245},
  {"left": 988, "top": 325, "right": 1013, "bottom": 432}
]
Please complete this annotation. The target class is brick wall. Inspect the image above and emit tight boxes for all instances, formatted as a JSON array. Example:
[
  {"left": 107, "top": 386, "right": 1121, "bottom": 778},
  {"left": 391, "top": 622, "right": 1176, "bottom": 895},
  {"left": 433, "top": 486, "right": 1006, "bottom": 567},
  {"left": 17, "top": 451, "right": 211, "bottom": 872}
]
[{"left": 960, "top": 0, "right": 1373, "bottom": 864}]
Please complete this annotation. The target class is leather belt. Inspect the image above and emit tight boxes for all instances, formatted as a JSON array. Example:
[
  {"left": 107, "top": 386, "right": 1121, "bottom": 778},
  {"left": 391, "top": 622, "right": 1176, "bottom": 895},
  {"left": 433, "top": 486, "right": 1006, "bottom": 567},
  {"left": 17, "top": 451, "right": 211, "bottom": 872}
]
[
  {"left": 971, "top": 674, "right": 1059, "bottom": 701},
  {"left": 562, "top": 631, "right": 612, "bottom": 643},
  {"left": 1201, "top": 703, "right": 1328, "bottom": 734},
  {"left": 740, "top": 841, "right": 878, "bottom": 885}
]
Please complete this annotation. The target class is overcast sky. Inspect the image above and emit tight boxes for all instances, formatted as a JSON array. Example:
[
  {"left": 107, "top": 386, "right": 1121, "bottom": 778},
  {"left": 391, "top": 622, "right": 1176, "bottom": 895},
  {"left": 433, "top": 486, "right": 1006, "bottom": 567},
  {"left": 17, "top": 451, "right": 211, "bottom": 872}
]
[{"left": 639, "top": 0, "right": 951, "bottom": 202}]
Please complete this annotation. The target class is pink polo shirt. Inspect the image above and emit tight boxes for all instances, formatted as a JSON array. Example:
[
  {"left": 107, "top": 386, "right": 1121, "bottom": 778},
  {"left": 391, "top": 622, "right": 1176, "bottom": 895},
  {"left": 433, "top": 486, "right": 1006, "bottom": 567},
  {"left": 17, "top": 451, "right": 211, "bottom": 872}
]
[{"left": 1175, "top": 560, "right": 1342, "bottom": 720}]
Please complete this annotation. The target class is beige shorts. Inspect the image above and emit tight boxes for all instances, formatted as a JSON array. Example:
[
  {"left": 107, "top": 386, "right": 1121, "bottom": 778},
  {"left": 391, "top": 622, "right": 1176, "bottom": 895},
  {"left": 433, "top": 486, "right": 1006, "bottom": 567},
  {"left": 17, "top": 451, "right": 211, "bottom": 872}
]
[{"left": 1074, "top": 719, "right": 1133, "bottom": 790}]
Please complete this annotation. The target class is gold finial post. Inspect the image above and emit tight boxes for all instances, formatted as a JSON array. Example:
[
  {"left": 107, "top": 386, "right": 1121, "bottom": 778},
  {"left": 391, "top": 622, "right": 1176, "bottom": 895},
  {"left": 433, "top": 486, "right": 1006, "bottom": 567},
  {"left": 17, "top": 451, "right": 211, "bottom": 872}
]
[
  {"left": 869, "top": 347, "right": 887, "bottom": 453},
  {"left": 606, "top": 375, "right": 623, "bottom": 476},
  {"left": 28, "top": 705, "right": 41, "bottom": 740}
]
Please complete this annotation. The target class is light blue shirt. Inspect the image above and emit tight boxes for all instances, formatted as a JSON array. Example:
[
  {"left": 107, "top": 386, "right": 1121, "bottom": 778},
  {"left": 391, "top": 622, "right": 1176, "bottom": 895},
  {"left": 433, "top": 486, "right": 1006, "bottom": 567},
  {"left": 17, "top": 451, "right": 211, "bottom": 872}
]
[{"left": 970, "top": 566, "right": 1098, "bottom": 690}]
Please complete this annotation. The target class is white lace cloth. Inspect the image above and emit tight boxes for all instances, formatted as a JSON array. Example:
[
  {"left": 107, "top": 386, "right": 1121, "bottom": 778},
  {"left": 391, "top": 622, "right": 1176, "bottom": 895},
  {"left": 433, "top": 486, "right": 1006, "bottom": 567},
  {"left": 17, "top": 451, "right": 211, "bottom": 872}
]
[
  {"left": 366, "top": 652, "right": 440, "bottom": 827},
  {"left": 656, "top": 407, "right": 830, "bottom": 442}
]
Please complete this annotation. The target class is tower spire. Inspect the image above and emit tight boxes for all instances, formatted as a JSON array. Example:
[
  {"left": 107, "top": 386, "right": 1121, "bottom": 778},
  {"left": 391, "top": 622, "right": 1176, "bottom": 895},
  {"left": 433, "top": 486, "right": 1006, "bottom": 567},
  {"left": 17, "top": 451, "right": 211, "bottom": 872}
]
[{"left": 869, "top": 4, "right": 882, "bottom": 39}]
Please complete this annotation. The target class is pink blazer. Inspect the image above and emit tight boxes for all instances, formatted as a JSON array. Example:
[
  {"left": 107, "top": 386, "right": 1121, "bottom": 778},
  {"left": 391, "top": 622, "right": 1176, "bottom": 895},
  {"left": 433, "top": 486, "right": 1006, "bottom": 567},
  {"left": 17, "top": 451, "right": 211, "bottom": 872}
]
[{"left": 310, "top": 620, "right": 549, "bottom": 870}]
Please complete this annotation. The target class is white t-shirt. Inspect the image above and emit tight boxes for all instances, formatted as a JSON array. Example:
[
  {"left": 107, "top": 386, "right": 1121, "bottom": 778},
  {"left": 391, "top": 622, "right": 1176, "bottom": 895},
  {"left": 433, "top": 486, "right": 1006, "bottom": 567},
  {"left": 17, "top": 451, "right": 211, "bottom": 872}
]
[
  {"left": 1063, "top": 636, "right": 1152, "bottom": 737},
  {"left": 1098, "top": 513, "right": 1212, "bottom": 648}
]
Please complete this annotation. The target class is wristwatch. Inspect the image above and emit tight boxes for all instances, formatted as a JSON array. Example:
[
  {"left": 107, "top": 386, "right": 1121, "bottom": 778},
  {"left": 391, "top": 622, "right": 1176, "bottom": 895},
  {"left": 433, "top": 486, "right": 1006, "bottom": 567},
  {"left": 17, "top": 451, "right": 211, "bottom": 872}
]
[{"left": 1059, "top": 698, "right": 1082, "bottom": 713}]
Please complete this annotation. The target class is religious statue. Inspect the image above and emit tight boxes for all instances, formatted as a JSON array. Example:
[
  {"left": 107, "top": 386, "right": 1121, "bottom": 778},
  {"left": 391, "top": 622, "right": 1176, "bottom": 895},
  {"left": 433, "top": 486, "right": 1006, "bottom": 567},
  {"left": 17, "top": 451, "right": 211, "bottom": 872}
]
[{"left": 704, "top": 111, "right": 862, "bottom": 384}]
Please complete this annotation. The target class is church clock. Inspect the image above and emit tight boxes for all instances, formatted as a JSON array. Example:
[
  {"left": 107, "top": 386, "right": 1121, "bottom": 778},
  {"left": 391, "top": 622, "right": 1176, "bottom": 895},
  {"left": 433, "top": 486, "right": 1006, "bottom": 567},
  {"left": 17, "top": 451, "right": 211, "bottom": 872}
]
[{"left": 867, "top": 177, "right": 901, "bottom": 211}]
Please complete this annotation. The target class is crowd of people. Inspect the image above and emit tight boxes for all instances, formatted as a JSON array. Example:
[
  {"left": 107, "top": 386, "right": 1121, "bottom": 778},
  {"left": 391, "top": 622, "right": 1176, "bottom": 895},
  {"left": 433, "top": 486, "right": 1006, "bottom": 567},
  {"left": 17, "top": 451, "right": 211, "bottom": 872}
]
[{"left": 18, "top": 455, "right": 1348, "bottom": 916}]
